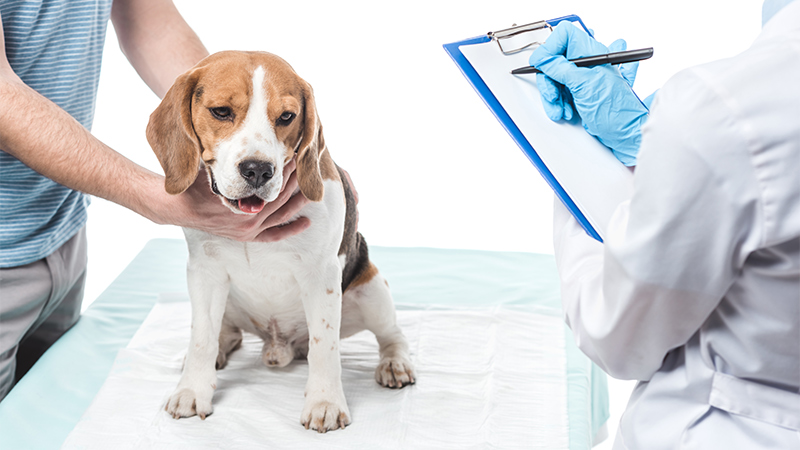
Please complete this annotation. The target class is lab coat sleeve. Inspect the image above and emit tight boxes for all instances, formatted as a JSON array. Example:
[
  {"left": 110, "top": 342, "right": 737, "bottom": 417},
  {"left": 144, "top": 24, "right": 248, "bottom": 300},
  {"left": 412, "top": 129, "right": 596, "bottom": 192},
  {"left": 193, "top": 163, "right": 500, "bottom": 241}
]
[{"left": 554, "top": 68, "right": 764, "bottom": 380}]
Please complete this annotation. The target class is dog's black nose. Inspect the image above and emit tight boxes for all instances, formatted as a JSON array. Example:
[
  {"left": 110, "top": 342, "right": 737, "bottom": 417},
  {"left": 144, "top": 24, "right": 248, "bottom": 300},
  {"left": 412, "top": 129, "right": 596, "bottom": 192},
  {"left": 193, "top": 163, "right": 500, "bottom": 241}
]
[{"left": 239, "top": 160, "right": 274, "bottom": 188}]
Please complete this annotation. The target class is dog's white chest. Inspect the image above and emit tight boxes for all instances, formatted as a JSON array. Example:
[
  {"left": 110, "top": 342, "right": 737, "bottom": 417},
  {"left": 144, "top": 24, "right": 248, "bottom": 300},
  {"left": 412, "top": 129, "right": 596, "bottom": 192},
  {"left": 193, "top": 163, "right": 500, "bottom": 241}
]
[
  {"left": 203, "top": 240, "right": 312, "bottom": 338},
  {"left": 182, "top": 179, "right": 347, "bottom": 358}
]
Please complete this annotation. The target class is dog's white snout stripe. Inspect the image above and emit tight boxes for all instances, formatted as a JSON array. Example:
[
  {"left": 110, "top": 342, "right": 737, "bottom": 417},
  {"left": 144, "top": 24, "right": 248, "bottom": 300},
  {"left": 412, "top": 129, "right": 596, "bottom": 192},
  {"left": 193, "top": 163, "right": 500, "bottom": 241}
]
[{"left": 211, "top": 65, "right": 286, "bottom": 203}]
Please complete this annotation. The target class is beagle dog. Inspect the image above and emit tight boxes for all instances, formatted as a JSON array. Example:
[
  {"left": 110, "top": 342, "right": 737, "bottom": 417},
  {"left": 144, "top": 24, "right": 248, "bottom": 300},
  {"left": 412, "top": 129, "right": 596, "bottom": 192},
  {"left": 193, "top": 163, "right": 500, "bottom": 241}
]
[{"left": 146, "top": 51, "right": 415, "bottom": 433}]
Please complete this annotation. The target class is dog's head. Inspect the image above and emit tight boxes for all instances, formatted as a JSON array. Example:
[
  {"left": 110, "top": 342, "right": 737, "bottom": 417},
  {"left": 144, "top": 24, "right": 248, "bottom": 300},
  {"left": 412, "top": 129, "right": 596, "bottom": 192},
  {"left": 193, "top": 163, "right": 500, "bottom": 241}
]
[{"left": 147, "top": 51, "right": 325, "bottom": 214}]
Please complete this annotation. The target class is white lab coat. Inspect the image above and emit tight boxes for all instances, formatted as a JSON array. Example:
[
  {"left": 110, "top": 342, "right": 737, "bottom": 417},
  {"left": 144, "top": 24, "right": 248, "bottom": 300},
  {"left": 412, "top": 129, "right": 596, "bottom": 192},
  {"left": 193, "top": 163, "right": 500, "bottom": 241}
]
[{"left": 553, "top": 3, "right": 800, "bottom": 449}]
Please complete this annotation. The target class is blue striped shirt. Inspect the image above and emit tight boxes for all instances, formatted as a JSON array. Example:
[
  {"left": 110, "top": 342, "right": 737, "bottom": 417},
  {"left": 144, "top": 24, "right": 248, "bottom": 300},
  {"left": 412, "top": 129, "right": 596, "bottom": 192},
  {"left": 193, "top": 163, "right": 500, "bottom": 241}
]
[{"left": 0, "top": 0, "right": 112, "bottom": 268}]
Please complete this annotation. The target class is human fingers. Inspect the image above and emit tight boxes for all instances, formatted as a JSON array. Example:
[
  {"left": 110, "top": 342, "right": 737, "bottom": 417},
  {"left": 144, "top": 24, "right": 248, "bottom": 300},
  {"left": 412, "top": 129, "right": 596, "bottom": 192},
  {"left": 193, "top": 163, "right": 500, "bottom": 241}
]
[
  {"left": 536, "top": 73, "right": 574, "bottom": 121},
  {"left": 530, "top": 23, "right": 608, "bottom": 90},
  {"left": 219, "top": 189, "right": 308, "bottom": 243},
  {"left": 281, "top": 158, "right": 297, "bottom": 191},
  {"left": 529, "top": 30, "right": 592, "bottom": 90},
  {"left": 260, "top": 188, "right": 311, "bottom": 230},
  {"left": 533, "top": 22, "right": 606, "bottom": 61},
  {"left": 246, "top": 181, "right": 310, "bottom": 242},
  {"left": 254, "top": 187, "right": 312, "bottom": 243},
  {"left": 608, "top": 39, "right": 638, "bottom": 87},
  {"left": 255, "top": 216, "right": 311, "bottom": 243},
  {"left": 607, "top": 38, "right": 626, "bottom": 53}
]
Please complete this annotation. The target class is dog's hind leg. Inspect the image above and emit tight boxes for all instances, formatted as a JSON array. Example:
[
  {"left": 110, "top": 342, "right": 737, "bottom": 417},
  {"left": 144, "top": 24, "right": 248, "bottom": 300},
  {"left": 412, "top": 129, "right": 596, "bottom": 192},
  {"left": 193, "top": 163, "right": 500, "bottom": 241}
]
[
  {"left": 345, "top": 266, "right": 416, "bottom": 389},
  {"left": 216, "top": 320, "right": 242, "bottom": 370}
]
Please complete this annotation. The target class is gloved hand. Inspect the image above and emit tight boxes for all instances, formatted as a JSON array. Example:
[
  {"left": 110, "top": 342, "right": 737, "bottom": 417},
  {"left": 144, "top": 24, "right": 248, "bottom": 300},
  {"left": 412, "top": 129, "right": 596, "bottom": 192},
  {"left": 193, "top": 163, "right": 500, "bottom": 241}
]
[{"left": 530, "top": 22, "right": 649, "bottom": 166}]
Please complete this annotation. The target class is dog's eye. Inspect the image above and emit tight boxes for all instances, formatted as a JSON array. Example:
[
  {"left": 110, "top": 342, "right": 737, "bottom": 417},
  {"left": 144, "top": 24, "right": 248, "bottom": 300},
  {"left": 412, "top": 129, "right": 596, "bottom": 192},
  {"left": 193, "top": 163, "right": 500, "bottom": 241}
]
[
  {"left": 278, "top": 111, "right": 296, "bottom": 125},
  {"left": 210, "top": 107, "right": 234, "bottom": 121}
]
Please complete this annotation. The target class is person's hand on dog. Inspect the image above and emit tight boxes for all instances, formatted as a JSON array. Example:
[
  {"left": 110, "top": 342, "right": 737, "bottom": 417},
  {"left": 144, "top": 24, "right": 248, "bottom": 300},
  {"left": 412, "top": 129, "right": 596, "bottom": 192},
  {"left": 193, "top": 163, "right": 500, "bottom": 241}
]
[{"left": 164, "top": 158, "right": 311, "bottom": 242}]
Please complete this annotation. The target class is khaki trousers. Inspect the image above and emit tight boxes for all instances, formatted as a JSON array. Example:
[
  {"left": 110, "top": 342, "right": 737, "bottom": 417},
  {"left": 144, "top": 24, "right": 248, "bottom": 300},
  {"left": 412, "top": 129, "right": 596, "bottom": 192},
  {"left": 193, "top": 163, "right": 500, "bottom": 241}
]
[{"left": 0, "top": 228, "right": 87, "bottom": 401}]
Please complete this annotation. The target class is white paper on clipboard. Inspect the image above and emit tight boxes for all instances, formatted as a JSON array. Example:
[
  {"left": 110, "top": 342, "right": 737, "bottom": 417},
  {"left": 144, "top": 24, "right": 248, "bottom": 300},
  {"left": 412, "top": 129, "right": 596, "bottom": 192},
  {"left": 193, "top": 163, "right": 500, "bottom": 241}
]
[{"left": 459, "top": 24, "right": 634, "bottom": 240}]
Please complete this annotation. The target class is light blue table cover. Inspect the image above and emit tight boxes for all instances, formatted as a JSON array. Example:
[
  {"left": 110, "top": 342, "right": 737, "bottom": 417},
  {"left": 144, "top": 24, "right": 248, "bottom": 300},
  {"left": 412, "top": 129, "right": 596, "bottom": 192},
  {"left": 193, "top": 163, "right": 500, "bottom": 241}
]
[{"left": 0, "top": 239, "right": 608, "bottom": 449}]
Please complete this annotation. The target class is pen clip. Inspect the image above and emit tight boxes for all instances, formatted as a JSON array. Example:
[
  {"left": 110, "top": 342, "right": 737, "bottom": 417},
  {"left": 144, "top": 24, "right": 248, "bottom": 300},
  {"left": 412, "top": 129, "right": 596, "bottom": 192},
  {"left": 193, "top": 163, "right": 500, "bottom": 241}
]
[{"left": 488, "top": 20, "right": 553, "bottom": 55}]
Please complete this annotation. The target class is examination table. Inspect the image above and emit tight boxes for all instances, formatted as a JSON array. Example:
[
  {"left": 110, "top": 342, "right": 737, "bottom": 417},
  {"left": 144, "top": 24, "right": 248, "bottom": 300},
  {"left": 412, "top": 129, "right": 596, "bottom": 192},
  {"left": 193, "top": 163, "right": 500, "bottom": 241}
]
[{"left": 0, "top": 239, "right": 608, "bottom": 449}]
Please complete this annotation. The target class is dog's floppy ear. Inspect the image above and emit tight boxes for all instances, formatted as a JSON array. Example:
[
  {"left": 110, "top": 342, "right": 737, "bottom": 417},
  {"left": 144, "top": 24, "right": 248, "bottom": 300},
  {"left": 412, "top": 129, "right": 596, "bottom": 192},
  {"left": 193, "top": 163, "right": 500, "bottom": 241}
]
[
  {"left": 295, "top": 81, "right": 324, "bottom": 202},
  {"left": 146, "top": 69, "right": 202, "bottom": 195}
]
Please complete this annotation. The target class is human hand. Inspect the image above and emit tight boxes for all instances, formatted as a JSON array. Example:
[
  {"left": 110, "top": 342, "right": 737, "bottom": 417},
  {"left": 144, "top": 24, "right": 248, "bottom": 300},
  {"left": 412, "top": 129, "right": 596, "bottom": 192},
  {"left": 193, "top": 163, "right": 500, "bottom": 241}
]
[
  {"left": 158, "top": 158, "right": 311, "bottom": 242},
  {"left": 534, "top": 31, "right": 639, "bottom": 122},
  {"left": 530, "top": 22, "right": 648, "bottom": 166}
]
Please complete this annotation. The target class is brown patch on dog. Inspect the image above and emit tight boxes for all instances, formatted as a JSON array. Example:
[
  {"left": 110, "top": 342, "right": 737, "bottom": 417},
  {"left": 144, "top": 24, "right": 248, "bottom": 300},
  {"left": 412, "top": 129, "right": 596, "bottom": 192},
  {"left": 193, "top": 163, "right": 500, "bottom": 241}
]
[
  {"left": 285, "top": 76, "right": 324, "bottom": 202},
  {"left": 326, "top": 288, "right": 334, "bottom": 295},
  {"left": 318, "top": 147, "right": 339, "bottom": 182},
  {"left": 313, "top": 336, "right": 321, "bottom": 344},
  {"left": 146, "top": 68, "right": 204, "bottom": 195},
  {"left": 348, "top": 261, "right": 379, "bottom": 288},
  {"left": 326, "top": 323, "right": 333, "bottom": 330}
]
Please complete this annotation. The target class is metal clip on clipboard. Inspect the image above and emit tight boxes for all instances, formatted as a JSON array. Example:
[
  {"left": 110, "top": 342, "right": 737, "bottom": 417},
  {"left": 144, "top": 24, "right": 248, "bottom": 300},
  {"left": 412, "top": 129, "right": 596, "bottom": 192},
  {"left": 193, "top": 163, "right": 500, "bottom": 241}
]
[{"left": 488, "top": 21, "right": 553, "bottom": 55}]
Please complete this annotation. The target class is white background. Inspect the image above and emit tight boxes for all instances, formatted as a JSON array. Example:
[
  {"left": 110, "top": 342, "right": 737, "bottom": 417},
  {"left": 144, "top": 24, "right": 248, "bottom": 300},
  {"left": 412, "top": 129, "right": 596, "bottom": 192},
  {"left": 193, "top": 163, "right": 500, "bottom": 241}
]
[{"left": 85, "top": 1, "right": 762, "bottom": 447}]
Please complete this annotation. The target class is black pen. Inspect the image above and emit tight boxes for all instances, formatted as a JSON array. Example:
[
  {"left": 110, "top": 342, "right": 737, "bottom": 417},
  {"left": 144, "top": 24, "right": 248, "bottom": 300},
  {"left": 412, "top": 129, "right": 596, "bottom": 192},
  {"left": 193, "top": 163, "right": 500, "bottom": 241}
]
[{"left": 511, "top": 47, "right": 654, "bottom": 75}]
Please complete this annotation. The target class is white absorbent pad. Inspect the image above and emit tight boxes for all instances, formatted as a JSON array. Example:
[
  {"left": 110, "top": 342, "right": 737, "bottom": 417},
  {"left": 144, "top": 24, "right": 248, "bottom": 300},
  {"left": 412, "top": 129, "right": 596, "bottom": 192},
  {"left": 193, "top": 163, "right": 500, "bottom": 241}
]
[{"left": 63, "top": 300, "right": 568, "bottom": 449}]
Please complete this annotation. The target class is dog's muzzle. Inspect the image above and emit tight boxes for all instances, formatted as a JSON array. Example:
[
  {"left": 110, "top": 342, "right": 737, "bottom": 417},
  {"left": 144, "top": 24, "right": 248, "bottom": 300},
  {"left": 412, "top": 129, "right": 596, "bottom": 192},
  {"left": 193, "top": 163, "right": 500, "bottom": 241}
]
[{"left": 239, "top": 159, "right": 275, "bottom": 188}]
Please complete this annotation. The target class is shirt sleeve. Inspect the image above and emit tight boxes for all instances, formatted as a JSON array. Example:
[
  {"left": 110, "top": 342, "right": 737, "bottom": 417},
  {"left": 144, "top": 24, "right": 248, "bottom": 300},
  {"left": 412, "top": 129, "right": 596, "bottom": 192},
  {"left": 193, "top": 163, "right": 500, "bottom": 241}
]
[{"left": 554, "top": 67, "right": 764, "bottom": 380}]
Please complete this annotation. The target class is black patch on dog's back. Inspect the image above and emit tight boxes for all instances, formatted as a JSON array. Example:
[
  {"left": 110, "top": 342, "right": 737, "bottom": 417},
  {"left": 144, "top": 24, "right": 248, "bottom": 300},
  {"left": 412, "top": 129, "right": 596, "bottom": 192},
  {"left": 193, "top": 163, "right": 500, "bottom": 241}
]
[{"left": 337, "top": 165, "right": 370, "bottom": 292}]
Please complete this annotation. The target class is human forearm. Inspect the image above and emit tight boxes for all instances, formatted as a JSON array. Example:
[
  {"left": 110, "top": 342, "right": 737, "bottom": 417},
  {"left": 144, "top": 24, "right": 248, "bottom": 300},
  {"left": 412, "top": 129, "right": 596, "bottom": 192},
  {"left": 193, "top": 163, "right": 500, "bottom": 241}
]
[
  {"left": 0, "top": 74, "right": 168, "bottom": 220},
  {"left": 0, "top": 75, "right": 310, "bottom": 240},
  {"left": 555, "top": 198, "right": 703, "bottom": 380},
  {"left": 111, "top": 0, "right": 208, "bottom": 98}
]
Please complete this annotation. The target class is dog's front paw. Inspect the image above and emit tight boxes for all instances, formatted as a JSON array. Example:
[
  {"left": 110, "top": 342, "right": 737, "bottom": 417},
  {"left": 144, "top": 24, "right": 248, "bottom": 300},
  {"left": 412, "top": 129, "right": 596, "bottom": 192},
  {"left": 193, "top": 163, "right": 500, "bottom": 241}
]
[
  {"left": 376, "top": 356, "right": 416, "bottom": 388},
  {"left": 300, "top": 400, "right": 351, "bottom": 433},
  {"left": 165, "top": 385, "right": 214, "bottom": 420}
]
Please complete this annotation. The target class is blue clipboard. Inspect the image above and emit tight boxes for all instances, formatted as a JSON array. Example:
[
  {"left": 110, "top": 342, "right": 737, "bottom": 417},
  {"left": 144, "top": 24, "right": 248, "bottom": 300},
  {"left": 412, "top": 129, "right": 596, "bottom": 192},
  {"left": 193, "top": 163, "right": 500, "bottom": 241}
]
[{"left": 443, "top": 15, "right": 604, "bottom": 242}]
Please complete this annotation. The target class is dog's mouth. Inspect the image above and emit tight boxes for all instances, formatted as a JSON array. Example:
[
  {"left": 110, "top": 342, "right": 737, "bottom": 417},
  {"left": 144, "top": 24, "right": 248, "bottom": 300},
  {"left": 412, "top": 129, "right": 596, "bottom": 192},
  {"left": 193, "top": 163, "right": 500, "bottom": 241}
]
[
  {"left": 237, "top": 195, "right": 266, "bottom": 214},
  {"left": 210, "top": 173, "right": 266, "bottom": 214}
]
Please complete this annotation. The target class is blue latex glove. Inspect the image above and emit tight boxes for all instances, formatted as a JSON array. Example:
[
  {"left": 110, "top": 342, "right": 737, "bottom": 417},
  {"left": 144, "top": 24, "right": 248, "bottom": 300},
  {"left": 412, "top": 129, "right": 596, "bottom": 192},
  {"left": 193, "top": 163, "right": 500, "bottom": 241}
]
[
  {"left": 643, "top": 90, "right": 658, "bottom": 109},
  {"left": 530, "top": 22, "right": 649, "bottom": 166},
  {"left": 535, "top": 33, "right": 639, "bottom": 121}
]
